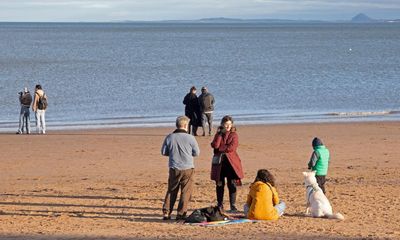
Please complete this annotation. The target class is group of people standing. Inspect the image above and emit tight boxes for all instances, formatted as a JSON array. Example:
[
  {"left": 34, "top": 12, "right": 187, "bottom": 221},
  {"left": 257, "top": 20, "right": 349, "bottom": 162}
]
[
  {"left": 16, "top": 84, "right": 47, "bottom": 135},
  {"left": 183, "top": 86, "right": 215, "bottom": 136},
  {"left": 161, "top": 90, "right": 331, "bottom": 221},
  {"left": 161, "top": 114, "right": 245, "bottom": 221}
]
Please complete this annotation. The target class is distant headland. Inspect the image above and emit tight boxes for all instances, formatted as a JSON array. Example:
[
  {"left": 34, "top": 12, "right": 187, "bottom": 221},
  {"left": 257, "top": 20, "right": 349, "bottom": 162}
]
[{"left": 120, "top": 14, "right": 400, "bottom": 24}]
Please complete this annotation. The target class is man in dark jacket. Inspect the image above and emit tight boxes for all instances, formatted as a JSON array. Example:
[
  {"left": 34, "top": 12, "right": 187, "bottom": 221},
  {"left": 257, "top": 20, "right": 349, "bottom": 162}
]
[
  {"left": 183, "top": 86, "right": 201, "bottom": 135},
  {"left": 16, "top": 87, "right": 33, "bottom": 134},
  {"left": 198, "top": 86, "right": 215, "bottom": 136}
]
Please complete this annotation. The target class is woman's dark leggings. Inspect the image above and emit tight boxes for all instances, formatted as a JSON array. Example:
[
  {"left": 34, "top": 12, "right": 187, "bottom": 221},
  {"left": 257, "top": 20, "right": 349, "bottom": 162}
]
[{"left": 216, "top": 178, "right": 237, "bottom": 210}]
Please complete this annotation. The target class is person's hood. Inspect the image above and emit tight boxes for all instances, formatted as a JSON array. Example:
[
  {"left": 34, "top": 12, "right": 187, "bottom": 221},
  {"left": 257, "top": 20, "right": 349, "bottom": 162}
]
[{"left": 312, "top": 137, "right": 324, "bottom": 148}]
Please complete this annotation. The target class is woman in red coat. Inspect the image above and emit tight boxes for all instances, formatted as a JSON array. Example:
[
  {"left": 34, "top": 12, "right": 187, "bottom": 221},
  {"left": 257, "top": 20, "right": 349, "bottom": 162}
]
[{"left": 211, "top": 115, "right": 244, "bottom": 211}]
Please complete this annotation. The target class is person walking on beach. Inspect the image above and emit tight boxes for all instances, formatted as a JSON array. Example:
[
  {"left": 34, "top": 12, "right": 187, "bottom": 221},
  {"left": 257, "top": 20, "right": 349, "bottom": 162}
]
[
  {"left": 244, "top": 169, "right": 286, "bottom": 220},
  {"left": 211, "top": 115, "right": 244, "bottom": 212},
  {"left": 183, "top": 86, "right": 201, "bottom": 135},
  {"left": 16, "top": 87, "right": 33, "bottom": 134},
  {"left": 32, "top": 84, "right": 48, "bottom": 134},
  {"left": 198, "top": 86, "right": 215, "bottom": 136},
  {"left": 161, "top": 116, "right": 200, "bottom": 220},
  {"left": 307, "top": 137, "right": 330, "bottom": 194}
]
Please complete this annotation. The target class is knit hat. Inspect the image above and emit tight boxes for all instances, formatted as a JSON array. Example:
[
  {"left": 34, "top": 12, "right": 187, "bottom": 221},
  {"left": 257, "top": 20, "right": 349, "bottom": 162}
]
[{"left": 312, "top": 137, "right": 323, "bottom": 147}]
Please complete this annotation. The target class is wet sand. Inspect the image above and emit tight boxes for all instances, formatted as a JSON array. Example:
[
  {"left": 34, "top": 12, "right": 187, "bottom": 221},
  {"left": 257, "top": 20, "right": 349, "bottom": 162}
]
[{"left": 0, "top": 121, "right": 399, "bottom": 239}]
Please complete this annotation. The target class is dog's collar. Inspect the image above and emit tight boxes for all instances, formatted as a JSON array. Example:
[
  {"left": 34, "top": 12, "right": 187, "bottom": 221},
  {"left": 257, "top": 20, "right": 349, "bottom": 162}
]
[
  {"left": 306, "top": 184, "right": 320, "bottom": 192},
  {"left": 306, "top": 184, "right": 319, "bottom": 202}
]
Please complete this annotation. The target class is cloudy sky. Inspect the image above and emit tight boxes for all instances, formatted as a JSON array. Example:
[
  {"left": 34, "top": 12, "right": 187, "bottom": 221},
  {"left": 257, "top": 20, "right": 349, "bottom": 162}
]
[{"left": 0, "top": 0, "right": 399, "bottom": 22}]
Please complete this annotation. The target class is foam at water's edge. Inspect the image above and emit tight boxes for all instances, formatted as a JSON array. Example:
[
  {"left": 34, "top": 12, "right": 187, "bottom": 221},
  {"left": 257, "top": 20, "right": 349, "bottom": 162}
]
[
  {"left": 327, "top": 111, "right": 399, "bottom": 116},
  {"left": 1, "top": 110, "right": 399, "bottom": 133}
]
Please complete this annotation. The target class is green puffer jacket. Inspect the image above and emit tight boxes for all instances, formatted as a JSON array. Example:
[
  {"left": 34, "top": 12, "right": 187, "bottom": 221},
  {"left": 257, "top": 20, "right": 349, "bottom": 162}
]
[{"left": 312, "top": 145, "right": 330, "bottom": 176}]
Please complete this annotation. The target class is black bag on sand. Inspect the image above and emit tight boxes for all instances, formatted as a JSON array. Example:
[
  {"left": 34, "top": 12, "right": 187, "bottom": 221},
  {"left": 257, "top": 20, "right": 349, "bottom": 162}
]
[
  {"left": 185, "top": 206, "right": 228, "bottom": 223},
  {"left": 184, "top": 209, "right": 207, "bottom": 223}
]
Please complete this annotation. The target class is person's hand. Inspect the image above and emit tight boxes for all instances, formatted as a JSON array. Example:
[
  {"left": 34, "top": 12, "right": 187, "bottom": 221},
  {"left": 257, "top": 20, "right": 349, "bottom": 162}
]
[{"left": 218, "top": 126, "right": 226, "bottom": 135}]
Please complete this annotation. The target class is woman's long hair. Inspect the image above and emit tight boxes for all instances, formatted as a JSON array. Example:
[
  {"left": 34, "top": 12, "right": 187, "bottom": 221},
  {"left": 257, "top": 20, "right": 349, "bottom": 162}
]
[
  {"left": 254, "top": 169, "right": 275, "bottom": 187},
  {"left": 220, "top": 115, "right": 233, "bottom": 125},
  {"left": 220, "top": 115, "right": 236, "bottom": 132}
]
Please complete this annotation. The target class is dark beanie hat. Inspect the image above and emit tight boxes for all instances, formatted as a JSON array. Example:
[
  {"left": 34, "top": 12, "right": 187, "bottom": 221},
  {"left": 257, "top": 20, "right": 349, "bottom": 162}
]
[{"left": 312, "top": 137, "right": 323, "bottom": 147}]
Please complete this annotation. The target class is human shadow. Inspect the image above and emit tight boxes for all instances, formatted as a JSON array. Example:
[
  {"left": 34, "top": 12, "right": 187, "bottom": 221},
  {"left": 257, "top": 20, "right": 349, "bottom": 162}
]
[
  {"left": 0, "top": 193, "right": 162, "bottom": 202},
  {"left": 0, "top": 210, "right": 164, "bottom": 223},
  {"left": 283, "top": 212, "right": 309, "bottom": 218},
  {"left": 0, "top": 201, "right": 159, "bottom": 211}
]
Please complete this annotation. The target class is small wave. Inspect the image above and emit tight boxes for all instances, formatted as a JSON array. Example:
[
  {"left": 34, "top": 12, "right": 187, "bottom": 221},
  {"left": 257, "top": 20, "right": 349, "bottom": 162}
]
[{"left": 328, "top": 111, "right": 393, "bottom": 117}]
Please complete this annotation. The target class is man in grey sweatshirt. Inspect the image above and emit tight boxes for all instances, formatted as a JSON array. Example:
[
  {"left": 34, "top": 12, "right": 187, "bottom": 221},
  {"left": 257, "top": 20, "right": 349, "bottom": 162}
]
[
  {"left": 199, "top": 86, "right": 215, "bottom": 136},
  {"left": 161, "top": 116, "right": 200, "bottom": 220}
]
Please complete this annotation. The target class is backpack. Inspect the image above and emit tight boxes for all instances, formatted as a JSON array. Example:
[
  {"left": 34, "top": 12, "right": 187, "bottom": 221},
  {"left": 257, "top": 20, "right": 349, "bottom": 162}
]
[
  {"left": 184, "top": 206, "right": 228, "bottom": 223},
  {"left": 20, "top": 93, "right": 32, "bottom": 106},
  {"left": 37, "top": 93, "right": 48, "bottom": 110}
]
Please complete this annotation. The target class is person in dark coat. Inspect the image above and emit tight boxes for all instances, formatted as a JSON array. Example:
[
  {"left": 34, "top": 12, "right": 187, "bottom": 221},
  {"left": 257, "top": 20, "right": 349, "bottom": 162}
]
[
  {"left": 183, "top": 86, "right": 201, "bottom": 135},
  {"left": 211, "top": 115, "right": 244, "bottom": 212}
]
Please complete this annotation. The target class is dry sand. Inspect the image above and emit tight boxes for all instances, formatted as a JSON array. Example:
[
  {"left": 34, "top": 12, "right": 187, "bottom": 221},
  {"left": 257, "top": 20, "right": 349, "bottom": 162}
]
[{"left": 0, "top": 121, "right": 399, "bottom": 239}]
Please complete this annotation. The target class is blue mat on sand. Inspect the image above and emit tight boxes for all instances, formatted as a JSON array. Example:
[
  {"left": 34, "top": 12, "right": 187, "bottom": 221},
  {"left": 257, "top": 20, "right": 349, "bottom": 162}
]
[{"left": 187, "top": 219, "right": 259, "bottom": 227}]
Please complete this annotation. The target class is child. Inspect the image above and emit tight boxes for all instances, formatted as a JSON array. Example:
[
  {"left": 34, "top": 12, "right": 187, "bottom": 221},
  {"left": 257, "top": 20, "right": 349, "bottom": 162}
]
[
  {"left": 308, "top": 137, "right": 330, "bottom": 194},
  {"left": 244, "top": 169, "right": 286, "bottom": 220}
]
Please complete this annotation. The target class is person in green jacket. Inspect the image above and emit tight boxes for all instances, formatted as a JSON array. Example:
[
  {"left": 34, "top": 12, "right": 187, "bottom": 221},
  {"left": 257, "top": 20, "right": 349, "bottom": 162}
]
[{"left": 307, "top": 137, "right": 330, "bottom": 194}]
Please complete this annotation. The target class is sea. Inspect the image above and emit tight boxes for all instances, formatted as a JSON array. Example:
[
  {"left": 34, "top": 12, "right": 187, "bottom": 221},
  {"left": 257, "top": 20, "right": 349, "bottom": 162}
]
[{"left": 0, "top": 22, "right": 399, "bottom": 131}]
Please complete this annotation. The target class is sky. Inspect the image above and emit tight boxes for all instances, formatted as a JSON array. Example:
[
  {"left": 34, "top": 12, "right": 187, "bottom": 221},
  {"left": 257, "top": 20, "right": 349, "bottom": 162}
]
[{"left": 0, "top": 0, "right": 399, "bottom": 22}]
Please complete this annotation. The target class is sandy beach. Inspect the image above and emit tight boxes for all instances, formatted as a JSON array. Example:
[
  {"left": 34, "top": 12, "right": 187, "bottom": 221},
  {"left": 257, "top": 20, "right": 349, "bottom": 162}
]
[{"left": 0, "top": 121, "right": 399, "bottom": 239}]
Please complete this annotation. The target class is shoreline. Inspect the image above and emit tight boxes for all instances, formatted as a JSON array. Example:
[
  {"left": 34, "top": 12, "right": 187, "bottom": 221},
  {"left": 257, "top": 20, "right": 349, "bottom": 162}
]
[
  {"left": 1, "top": 116, "right": 400, "bottom": 134},
  {"left": 1, "top": 108, "right": 399, "bottom": 133}
]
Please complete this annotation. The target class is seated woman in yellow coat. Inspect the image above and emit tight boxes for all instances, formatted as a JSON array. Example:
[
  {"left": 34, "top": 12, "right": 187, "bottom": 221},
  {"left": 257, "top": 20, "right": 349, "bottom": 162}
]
[{"left": 244, "top": 169, "right": 286, "bottom": 220}]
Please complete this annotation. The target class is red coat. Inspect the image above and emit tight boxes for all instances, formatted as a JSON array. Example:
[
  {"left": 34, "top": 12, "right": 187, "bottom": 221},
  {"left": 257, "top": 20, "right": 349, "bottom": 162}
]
[{"left": 210, "top": 129, "right": 244, "bottom": 181}]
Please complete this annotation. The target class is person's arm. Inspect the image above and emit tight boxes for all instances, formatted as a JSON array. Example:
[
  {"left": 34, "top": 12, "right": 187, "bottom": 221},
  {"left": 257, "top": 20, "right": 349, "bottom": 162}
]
[
  {"left": 32, "top": 93, "right": 38, "bottom": 111},
  {"left": 210, "top": 130, "right": 223, "bottom": 149},
  {"left": 192, "top": 139, "right": 200, "bottom": 157},
  {"left": 198, "top": 95, "right": 204, "bottom": 111},
  {"left": 272, "top": 187, "right": 280, "bottom": 206},
  {"left": 246, "top": 189, "right": 253, "bottom": 206},
  {"left": 161, "top": 137, "right": 169, "bottom": 156},
  {"left": 220, "top": 132, "right": 238, "bottom": 153},
  {"left": 308, "top": 151, "right": 319, "bottom": 169}
]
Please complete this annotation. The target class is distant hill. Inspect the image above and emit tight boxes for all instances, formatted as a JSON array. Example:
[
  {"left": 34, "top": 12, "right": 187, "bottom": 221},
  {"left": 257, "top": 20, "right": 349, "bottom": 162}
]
[
  {"left": 351, "top": 13, "right": 375, "bottom": 22},
  {"left": 118, "top": 15, "right": 399, "bottom": 24},
  {"left": 170, "top": 17, "right": 325, "bottom": 24}
]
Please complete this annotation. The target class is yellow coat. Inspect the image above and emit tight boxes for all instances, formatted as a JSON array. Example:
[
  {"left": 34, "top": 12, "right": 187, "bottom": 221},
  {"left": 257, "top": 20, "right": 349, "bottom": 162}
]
[{"left": 246, "top": 181, "right": 280, "bottom": 220}]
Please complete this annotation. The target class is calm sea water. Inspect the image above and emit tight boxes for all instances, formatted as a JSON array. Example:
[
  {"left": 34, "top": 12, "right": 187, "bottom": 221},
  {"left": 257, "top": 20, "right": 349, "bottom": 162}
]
[{"left": 0, "top": 22, "right": 399, "bottom": 131}]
